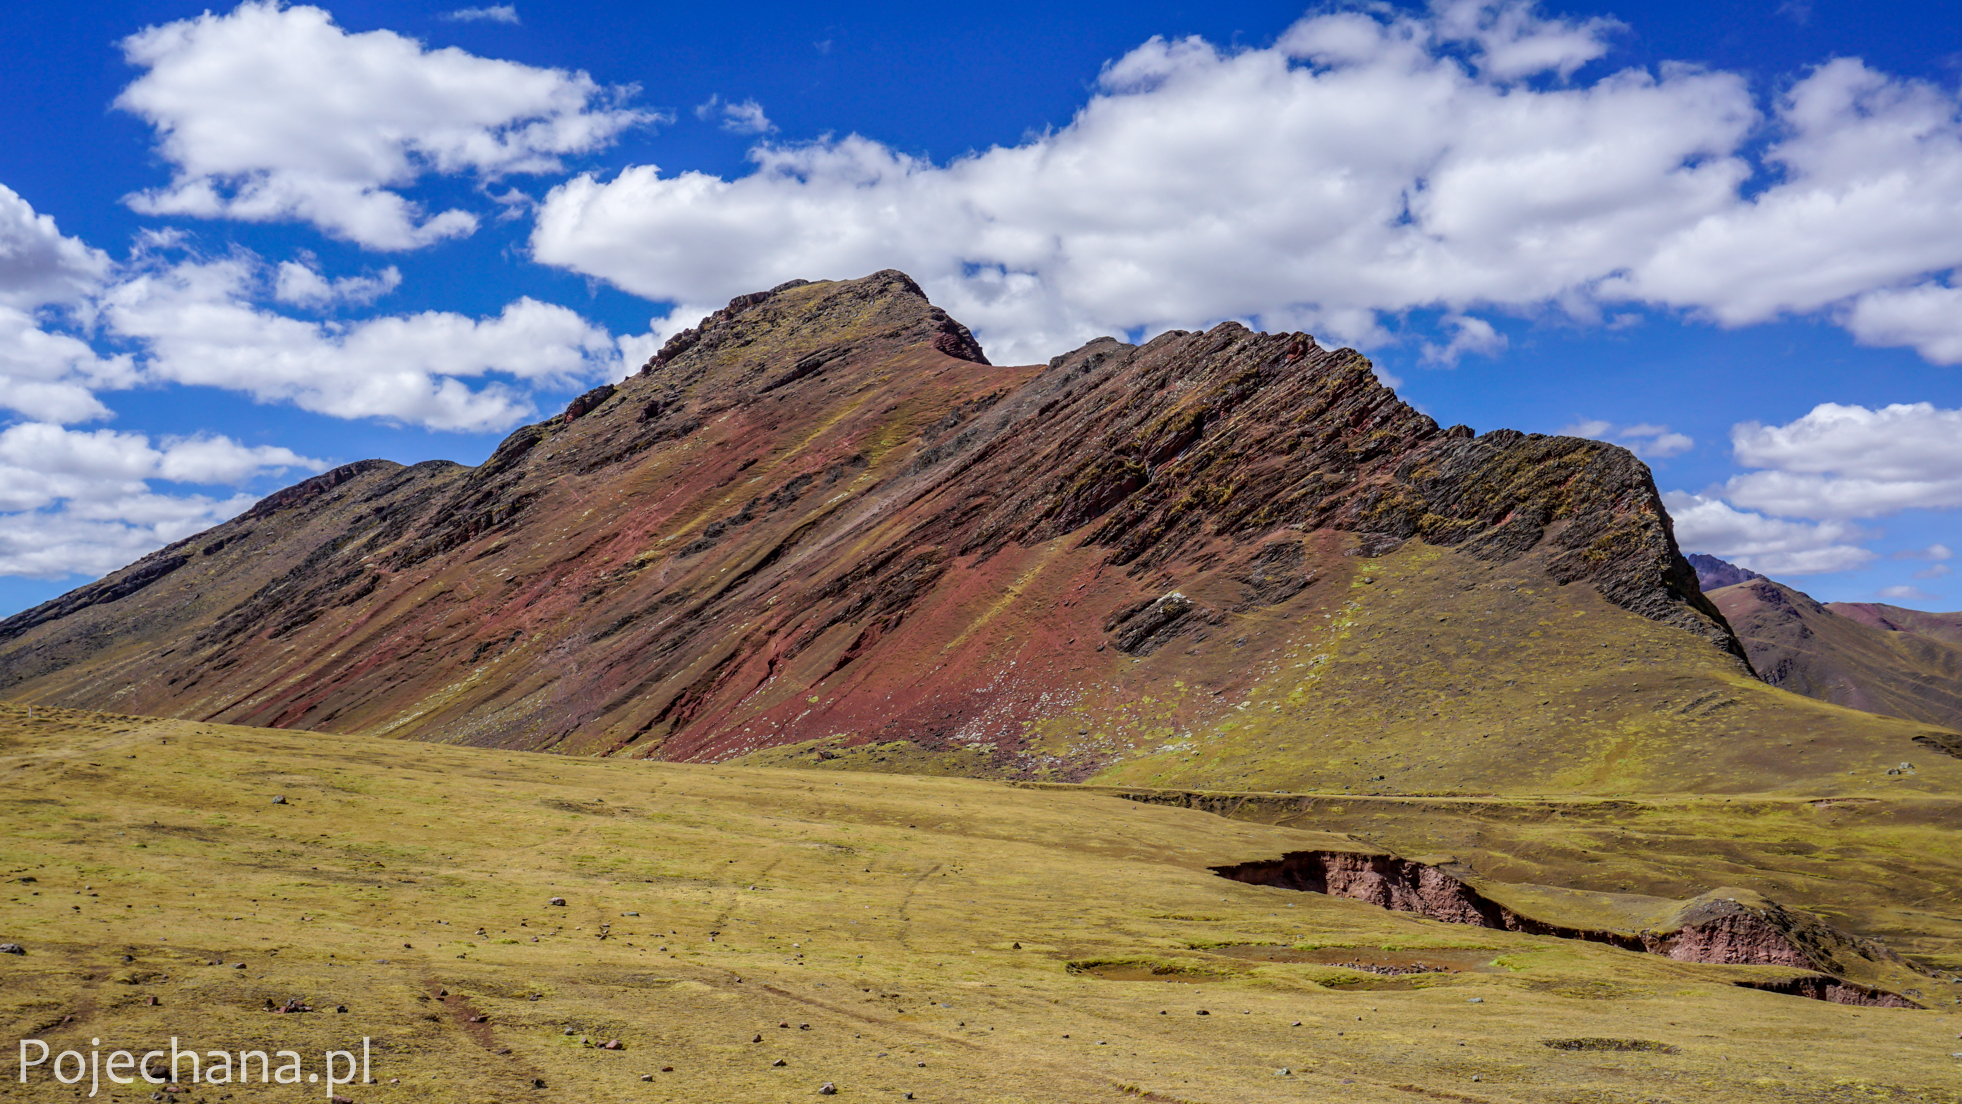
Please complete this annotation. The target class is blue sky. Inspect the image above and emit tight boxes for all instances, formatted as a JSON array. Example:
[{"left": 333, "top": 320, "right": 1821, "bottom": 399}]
[{"left": 3, "top": 0, "right": 1961, "bottom": 618}]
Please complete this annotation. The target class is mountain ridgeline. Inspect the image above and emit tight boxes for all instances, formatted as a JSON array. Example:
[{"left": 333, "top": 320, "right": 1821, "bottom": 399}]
[
  {"left": 1692, "top": 555, "right": 1962, "bottom": 738},
  {"left": 0, "top": 272, "right": 1950, "bottom": 794}
]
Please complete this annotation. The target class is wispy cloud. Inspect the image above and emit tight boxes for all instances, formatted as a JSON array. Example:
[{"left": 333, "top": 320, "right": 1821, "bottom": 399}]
[{"left": 445, "top": 5, "right": 520, "bottom": 24}]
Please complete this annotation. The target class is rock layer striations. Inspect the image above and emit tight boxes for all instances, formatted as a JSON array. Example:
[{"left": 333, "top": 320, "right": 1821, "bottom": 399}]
[{"left": 5, "top": 270, "right": 1939, "bottom": 792}]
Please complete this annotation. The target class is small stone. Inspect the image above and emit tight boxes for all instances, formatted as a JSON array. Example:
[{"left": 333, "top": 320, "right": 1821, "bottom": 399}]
[
  {"left": 337, "top": 1005, "right": 348, "bottom": 1013},
  {"left": 641, "top": 1073, "right": 653, "bottom": 1081},
  {"left": 1, "top": 943, "right": 25, "bottom": 955},
  {"left": 271, "top": 795, "right": 287, "bottom": 805},
  {"left": 602, "top": 1039, "right": 623, "bottom": 1050},
  {"left": 1011, "top": 941, "right": 1021, "bottom": 950},
  {"left": 234, "top": 962, "right": 247, "bottom": 969},
  {"left": 548, "top": 897, "right": 566, "bottom": 907},
  {"left": 661, "top": 1066, "right": 674, "bottom": 1072},
  {"left": 1466, "top": 997, "right": 1483, "bottom": 1004},
  {"left": 1292, "top": 1021, "right": 1302, "bottom": 1027},
  {"left": 753, "top": 1034, "right": 763, "bottom": 1043},
  {"left": 1196, "top": 1009, "right": 1209, "bottom": 1016},
  {"left": 819, "top": 1083, "right": 837, "bottom": 1095},
  {"left": 532, "top": 1077, "right": 547, "bottom": 1088},
  {"left": 1276, "top": 1067, "right": 1292, "bottom": 1077},
  {"left": 564, "top": 1028, "right": 577, "bottom": 1036},
  {"left": 773, "top": 1059, "right": 788, "bottom": 1067}
]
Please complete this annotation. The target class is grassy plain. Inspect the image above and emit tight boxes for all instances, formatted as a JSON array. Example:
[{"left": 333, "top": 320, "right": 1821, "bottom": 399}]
[{"left": 3, "top": 703, "right": 1960, "bottom": 1103}]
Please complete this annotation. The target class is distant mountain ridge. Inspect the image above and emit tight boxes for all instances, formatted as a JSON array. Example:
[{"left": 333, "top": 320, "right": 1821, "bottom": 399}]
[
  {"left": 1688, "top": 552, "right": 1764, "bottom": 592},
  {"left": 0, "top": 273, "right": 1948, "bottom": 795},
  {"left": 1693, "top": 555, "right": 1962, "bottom": 736}
]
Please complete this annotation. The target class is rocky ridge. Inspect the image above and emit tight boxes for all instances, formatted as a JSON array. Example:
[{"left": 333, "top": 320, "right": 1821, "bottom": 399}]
[{"left": 4, "top": 270, "right": 1944, "bottom": 794}]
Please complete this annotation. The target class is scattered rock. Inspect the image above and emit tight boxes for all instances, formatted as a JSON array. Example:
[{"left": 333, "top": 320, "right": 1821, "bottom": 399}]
[
  {"left": 1276, "top": 1067, "right": 1292, "bottom": 1077},
  {"left": 601, "top": 1039, "right": 623, "bottom": 1050},
  {"left": 1466, "top": 998, "right": 1483, "bottom": 1004},
  {"left": 773, "top": 1059, "right": 788, "bottom": 1067},
  {"left": 1196, "top": 1009, "right": 1209, "bottom": 1016},
  {"left": 819, "top": 1083, "right": 837, "bottom": 1095},
  {"left": 145, "top": 995, "right": 159, "bottom": 1006},
  {"left": 752, "top": 1034, "right": 763, "bottom": 1043},
  {"left": 641, "top": 1073, "right": 653, "bottom": 1081},
  {"left": 337, "top": 1005, "right": 348, "bottom": 1013},
  {"left": 661, "top": 1066, "right": 674, "bottom": 1072},
  {"left": 548, "top": 897, "right": 566, "bottom": 907},
  {"left": 271, "top": 795, "right": 287, "bottom": 805},
  {"left": 0, "top": 943, "right": 23, "bottom": 955},
  {"left": 531, "top": 1078, "right": 547, "bottom": 1089}
]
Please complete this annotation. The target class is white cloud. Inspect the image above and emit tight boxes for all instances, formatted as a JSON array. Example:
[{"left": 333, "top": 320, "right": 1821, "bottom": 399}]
[
  {"left": 1877, "top": 584, "right": 1938, "bottom": 602},
  {"left": 445, "top": 5, "right": 519, "bottom": 23},
  {"left": 1428, "top": 0, "right": 1622, "bottom": 80},
  {"left": 696, "top": 95, "right": 776, "bottom": 135},
  {"left": 273, "top": 260, "right": 402, "bottom": 308},
  {"left": 1559, "top": 418, "right": 1693, "bottom": 459},
  {"left": 1842, "top": 280, "right": 1962, "bottom": 364},
  {"left": 531, "top": 2, "right": 1962, "bottom": 367},
  {"left": 0, "top": 422, "right": 321, "bottom": 579},
  {"left": 1893, "top": 543, "right": 1952, "bottom": 560},
  {"left": 1663, "top": 490, "right": 1875, "bottom": 576},
  {"left": 0, "top": 307, "right": 136, "bottom": 424},
  {"left": 721, "top": 100, "right": 774, "bottom": 135},
  {"left": 117, "top": 1, "right": 649, "bottom": 249},
  {"left": 1725, "top": 402, "right": 1962, "bottom": 518},
  {"left": 0, "top": 183, "right": 111, "bottom": 310},
  {"left": 1421, "top": 313, "right": 1506, "bottom": 364},
  {"left": 100, "top": 254, "right": 627, "bottom": 432},
  {"left": 1913, "top": 563, "right": 1951, "bottom": 580},
  {"left": 0, "top": 186, "right": 135, "bottom": 424}
]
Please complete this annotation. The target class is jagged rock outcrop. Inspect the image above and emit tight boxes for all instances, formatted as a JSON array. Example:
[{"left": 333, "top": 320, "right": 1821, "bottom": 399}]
[{"left": 0, "top": 270, "right": 1811, "bottom": 790}]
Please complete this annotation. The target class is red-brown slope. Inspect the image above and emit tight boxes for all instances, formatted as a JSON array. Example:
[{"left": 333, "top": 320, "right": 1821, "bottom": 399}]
[
  {"left": 1826, "top": 601, "right": 1962, "bottom": 648},
  {"left": 0, "top": 271, "right": 1742, "bottom": 780},
  {"left": 1709, "top": 579, "right": 1962, "bottom": 733}
]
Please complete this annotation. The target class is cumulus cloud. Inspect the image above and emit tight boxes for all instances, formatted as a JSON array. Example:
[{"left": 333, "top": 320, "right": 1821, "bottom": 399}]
[
  {"left": 1664, "top": 491, "right": 1875, "bottom": 576},
  {"left": 1559, "top": 419, "right": 1694, "bottom": 459},
  {"left": 445, "top": 5, "right": 519, "bottom": 23},
  {"left": 273, "top": 260, "right": 402, "bottom": 308},
  {"left": 1877, "top": 584, "right": 1938, "bottom": 601},
  {"left": 1725, "top": 402, "right": 1962, "bottom": 519},
  {"left": 0, "top": 185, "right": 136, "bottom": 424},
  {"left": 1842, "top": 280, "right": 1962, "bottom": 364},
  {"left": 0, "top": 422, "right": 322, "bottom": 579},
  {"left": 1421, "top": 313, "right": 1505, "bottom": 364},
  {"left": 100, "top": 254, "right": 627, "bottom": 432},
  {"left": 0, "top": 184, "right": 111, "bottom": 310},
  {"left": 1893, "top": 543, "right": 1952, "bottom": 560},
  {"left": 531, "top": 1, "right": 1962, "bottom": 367},
  {"left": 696, "top": 96, "right": 775, "bottom": 135},
  {"left": 117, "top": 1, "right": 649, "bottom": 249}
]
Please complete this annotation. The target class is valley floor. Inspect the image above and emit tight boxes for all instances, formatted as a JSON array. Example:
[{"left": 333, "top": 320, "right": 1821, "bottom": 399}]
[{"left": 2, "top": 703, "right": 1958, "bottom": 1103}]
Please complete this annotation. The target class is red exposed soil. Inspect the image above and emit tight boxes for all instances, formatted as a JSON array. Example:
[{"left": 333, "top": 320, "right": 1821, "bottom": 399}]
[
  {"left": 0, "top": 271, "right": 1736, "bottom": 777},
  {"left": 1210, "top": 850, "right": 1920, "bottom": 1007}
]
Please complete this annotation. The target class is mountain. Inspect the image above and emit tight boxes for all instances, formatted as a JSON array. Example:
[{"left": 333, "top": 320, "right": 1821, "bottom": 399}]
[
  {"left": 1698, "top": 564, "right": 1962, "bottom": 734},
  {"left": 1, "top": 272, "right": 1953, "bottom": 794},
  {"left": 1688, "top": 552, "right": 1763, "bottom": 591}
]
